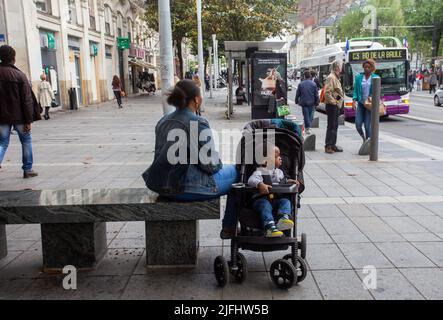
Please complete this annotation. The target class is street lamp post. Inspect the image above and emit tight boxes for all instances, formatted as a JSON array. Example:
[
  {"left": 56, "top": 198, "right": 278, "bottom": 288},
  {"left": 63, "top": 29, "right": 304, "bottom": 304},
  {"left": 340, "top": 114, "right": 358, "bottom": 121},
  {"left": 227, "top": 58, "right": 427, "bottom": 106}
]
[
  {"left": 196, "top": 0, "right": 205, "bottom": 111},
  {"left": 158, "top": 0, "right": 175, "bottom": 115},
  {"left": 212, "top": 34, "right": 217, "bottom": 89},
  {"left": 209, "top": 46, "right": 213, "bottom": 98}
]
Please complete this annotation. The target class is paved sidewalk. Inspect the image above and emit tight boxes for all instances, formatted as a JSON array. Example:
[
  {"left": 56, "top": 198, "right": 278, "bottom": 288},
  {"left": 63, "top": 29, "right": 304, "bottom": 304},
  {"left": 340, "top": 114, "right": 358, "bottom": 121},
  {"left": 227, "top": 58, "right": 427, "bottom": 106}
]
[{"left": 1, "top": 90, "right": 443, "bottom": 300}]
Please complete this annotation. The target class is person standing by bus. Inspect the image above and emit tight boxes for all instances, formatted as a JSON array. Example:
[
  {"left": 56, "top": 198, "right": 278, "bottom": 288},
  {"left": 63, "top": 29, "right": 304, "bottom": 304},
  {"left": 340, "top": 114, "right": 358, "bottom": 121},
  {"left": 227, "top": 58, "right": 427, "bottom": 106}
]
[
  {"left": 352, "top": 59, "right": 379, "bottom": 143},
  {"left": 324, "top": 61, "right": 344, "bottom": 154},
  {"left": 295, "top": 70, "right": 319, "bottom": 135}
]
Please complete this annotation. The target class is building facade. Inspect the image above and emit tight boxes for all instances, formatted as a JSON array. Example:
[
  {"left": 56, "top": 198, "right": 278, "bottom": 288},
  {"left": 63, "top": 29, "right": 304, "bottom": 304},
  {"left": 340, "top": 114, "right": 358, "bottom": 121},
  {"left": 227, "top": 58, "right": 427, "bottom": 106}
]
[{"left": 0, "top": 0, "right": 159, "bottom": 109}]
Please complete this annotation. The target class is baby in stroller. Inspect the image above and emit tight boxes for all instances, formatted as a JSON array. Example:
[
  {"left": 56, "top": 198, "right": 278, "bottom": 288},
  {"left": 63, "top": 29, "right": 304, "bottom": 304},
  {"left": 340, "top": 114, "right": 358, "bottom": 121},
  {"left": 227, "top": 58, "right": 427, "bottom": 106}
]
[{"left": 248, "top": 145, "right": 298, "bottom": 238}]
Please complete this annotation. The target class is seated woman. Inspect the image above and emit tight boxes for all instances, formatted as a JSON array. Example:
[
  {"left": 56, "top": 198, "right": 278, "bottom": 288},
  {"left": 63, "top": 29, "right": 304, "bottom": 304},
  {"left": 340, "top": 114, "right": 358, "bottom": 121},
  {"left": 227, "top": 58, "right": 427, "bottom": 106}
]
[{"left": 142, "top": 79, "right": 239, "bottom": 238}]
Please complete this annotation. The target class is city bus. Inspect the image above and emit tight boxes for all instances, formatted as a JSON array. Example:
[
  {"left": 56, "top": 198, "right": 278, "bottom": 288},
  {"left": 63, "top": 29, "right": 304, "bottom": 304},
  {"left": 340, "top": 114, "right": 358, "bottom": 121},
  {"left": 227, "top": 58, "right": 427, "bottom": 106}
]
[{"left": 299, "top": 37, "right": 410, "bottom": 118}]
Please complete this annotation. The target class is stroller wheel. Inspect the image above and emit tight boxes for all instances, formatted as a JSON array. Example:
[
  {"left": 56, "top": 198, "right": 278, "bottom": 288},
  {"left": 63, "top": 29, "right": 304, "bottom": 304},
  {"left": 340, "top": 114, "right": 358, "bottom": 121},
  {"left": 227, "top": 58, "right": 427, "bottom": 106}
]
[
  {"left": 270, "top": 259, "right": 297, "bottom": 289},
  {"left": 214, "top": 256, "right": 229, "bottom": 287},
  {"left": 282, "top": 255, "right": 308, "bottom": 283},
  {"left": 301, "top": 233, "right": 307, "bottom": 260},
  {"left": 229, "top": 253, "right": 248, "bottom": 283}
]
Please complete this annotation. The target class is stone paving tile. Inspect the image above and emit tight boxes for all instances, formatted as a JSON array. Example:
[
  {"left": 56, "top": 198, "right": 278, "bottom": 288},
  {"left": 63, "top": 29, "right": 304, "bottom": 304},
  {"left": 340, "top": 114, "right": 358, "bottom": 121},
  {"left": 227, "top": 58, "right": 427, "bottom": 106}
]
[
  {"left": 296, "top": 218, "right": 329, "bottom": 236},
  {"left": 392, "top": 203, "right": 436, "bottom": 217},
  {"left": 365, "top": 203, "right": 405, "bottom": 217},
  {"left": 318, "top": 217, "right": 363, "bottom": 235},
  {"left": 356, "top": 268, "right": 424, "bottom": 300},
  {"left": 380, "top": 216, "right": 429, "bottom": 234},
  {"left": 172, "top": 273, "right": 223, "bottom": 300},
  {"left": 411, "top": 216, "right": 443, "bottom": 233},
  {"left": 87, "top": 248, "right": 144, "bottom": 276},
  {"left": 7, "top": 240, "right": 38, "bottom": 251},
  {"left": 311, "top": 270, "right": 373, "bottom": 300},
  {"left": 401, "top": 233, "right": 442, "bottom": 242},
  {"left": 330, "top": 233, "right": 371, "bottom": 243},
  {"left": 20, "top": 275, "right": 129, "bottom": 300},
  {"left": 411, "top": 242, "right": 443, "bottom": 267},
  {"left": 8, "top": 224, "right": 41, "bottom": 241},
  {"left": 349, "top": 216, "right": 399, "bottom": 235},
  {"left": 222, "top": 272, "right": 273, "bottom": 300},
  {"left": 419, "top": 202, "right": 443, "bottom": 217},
  {"left": 337, "top": 243, "right": 393, "bottom": 269},
  {"left": 0, "top": 250, "right": 24, "bottom": 270},
  {"left": 0, "top": 278, "right": 34, "bottom": 299},
  {"left": 114, "top": 222, "right": 145, "bottom": 239},
  {"left": 374, "top": 242, "right": 436, "bottom": 268},
  {"left": 399, "top": 268, "right": 443, "bottom": 300},
  {"left": 5, "top": 225, "right": 24, "bottom": 235},
  {"left": 107, "top": 238, "right": 145, "bottom": 249},
  {"left": 309, "top": 205, "right": 346, "bottom": 218},
  {"left": 337, "top": 204, "right": 375, "bottom": 217},
  {"left": 271, "top": 271, "right": 323, "bottom": 300},
  {"left": 199, "top": 219, "right": 223, "bottom": 247},
  {"left": 304, "top": 244, "right": 352, "bottom": 271},
  {"left": 224, "top": 249, "right": 266, "bottom": 272},
  {"left": 0, "top": 250, "right": 45, "bottom": 279}
]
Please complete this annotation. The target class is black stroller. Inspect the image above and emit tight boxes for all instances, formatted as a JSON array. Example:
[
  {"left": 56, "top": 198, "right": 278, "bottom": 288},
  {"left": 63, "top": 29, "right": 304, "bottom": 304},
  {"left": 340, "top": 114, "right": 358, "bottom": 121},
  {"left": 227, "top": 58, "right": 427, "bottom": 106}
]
[{"left": 214, "top": 119, "right": 308, "bottom": 289}]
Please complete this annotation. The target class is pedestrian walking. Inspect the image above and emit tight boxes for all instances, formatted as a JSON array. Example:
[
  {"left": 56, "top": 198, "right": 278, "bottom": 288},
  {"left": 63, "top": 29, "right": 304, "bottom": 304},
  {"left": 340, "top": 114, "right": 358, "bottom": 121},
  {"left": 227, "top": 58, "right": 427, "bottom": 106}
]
[
  {"left": 0, "top": 45, "right": 38, "bottom": 178},
  {"left": 429, "top": 71, "right": 438, "bottom": 94},
  {"left": 192, "top": 74, "right": 203, "bottom": 116},
  {"left": 295, "top": 70, "right": 319, "bottom": 135},
  {"left": 352, "top": 59, "right": 379, "bottom": 143},
  {"left": 408, "top": 70, "right": 415, "bottom": 92},
  {"left": 310, "top": 70, "right": 321, "bottom": 90},
  {"left": 112, "top": 75, "right": 124, "bottom": 108},
  {"left": 38, "top": 73, "right": 55, "bottom": 120},
  {"left": 416, "top": 72, "right": 423, "bottom": 91},
  {"left": 323, "top": 60, "right": 344, "bottom": 154}
]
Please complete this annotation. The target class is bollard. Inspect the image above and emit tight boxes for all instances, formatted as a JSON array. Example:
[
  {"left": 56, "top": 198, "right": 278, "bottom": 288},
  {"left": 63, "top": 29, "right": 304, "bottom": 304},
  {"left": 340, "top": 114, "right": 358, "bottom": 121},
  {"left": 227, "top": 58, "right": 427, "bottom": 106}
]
[
  {"left": 304, "top": 134, "right": 316, "bottom": 151},
  {"left": 311, "top": 117, "right": 320, "bottom": 128},
  {"left": 370, "top": 77, "right": 381, "bottom": 161}
]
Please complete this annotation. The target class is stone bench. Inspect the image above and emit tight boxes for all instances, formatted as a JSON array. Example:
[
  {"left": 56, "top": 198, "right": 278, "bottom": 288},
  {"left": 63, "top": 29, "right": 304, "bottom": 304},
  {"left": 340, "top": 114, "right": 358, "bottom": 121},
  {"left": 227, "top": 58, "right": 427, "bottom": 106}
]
[{"left": 0, "top": 188, "right": 219, "bottom": 271}]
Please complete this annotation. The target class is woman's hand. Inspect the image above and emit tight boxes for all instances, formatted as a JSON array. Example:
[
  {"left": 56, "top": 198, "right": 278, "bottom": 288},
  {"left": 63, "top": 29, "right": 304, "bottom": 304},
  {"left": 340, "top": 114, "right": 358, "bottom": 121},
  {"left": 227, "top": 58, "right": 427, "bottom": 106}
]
[
  {"left": 352, "top": 100, "right": 357, "bottom": 110},
  {"left": 287, "top": 179, "right": 300, "bottom": 186},
  {"left": 257, "top": 182, "right": 272, "bottom": 195}
]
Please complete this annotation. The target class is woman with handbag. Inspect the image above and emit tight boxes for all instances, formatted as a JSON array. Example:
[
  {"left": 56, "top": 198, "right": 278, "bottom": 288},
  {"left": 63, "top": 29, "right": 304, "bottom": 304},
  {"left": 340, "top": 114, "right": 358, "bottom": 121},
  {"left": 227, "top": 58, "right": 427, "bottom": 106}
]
[
  {"left": 112, "top": 75, "right": 124, "bottom": 108},
  {"left": 352, "top": 59, "right": 379, "bottom": 142},
  {"left": 37, "top": 73, "right": 55, "bottom": 120}
]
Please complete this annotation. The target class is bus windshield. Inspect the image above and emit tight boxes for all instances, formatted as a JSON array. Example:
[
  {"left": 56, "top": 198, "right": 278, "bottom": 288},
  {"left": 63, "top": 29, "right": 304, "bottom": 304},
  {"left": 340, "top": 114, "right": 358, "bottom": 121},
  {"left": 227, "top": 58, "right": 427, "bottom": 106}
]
[{"left": 344, "top": 61, "right": 408, "bottom": 96}]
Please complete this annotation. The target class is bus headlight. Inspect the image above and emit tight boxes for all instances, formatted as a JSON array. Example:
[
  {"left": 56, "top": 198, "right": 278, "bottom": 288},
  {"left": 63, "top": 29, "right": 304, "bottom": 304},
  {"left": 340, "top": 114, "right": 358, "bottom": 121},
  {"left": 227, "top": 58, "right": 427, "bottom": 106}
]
[{"left": 400, "top": 99, "right": 409, "bottom": 104}]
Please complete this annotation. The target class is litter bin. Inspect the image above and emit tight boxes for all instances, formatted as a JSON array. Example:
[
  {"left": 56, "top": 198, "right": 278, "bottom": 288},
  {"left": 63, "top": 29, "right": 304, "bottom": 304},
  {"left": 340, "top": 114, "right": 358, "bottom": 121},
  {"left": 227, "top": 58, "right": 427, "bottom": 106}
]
[{"left": 68, "top": 88, "right": 78, "bottom": 110}]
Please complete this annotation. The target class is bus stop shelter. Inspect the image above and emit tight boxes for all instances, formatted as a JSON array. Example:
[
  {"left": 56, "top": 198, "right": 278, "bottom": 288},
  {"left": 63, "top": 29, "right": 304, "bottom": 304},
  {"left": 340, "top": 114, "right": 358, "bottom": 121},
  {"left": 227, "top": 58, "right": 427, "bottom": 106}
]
[{"left": 224, "top": 41, "right": 286, "bottom": 120}]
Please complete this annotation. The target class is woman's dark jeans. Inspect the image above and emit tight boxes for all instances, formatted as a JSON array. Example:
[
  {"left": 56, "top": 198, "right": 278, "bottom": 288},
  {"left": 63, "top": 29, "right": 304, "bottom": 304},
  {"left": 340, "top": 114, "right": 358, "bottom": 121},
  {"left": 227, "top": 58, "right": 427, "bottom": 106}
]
[
  {"left": 325, "top": 104, "right": 339, "bottom": 147},
  {"left": 114, "top": 90, "right": 122, "bottom": 106}
]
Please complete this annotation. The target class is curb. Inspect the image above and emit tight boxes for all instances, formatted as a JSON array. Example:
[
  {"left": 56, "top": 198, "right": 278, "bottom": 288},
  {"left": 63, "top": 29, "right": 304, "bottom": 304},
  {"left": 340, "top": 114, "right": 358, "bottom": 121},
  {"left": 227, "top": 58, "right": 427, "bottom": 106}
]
[{"left": 394, "top": 114, "right": 443, "bottom": 125}]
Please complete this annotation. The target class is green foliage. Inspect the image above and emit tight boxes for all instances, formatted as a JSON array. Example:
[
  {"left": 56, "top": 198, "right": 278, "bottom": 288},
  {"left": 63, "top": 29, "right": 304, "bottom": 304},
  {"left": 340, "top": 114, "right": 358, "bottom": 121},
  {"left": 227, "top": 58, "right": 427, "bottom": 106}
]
[{"left": 334, "top": 0, "right": 406, "bottom": 42}]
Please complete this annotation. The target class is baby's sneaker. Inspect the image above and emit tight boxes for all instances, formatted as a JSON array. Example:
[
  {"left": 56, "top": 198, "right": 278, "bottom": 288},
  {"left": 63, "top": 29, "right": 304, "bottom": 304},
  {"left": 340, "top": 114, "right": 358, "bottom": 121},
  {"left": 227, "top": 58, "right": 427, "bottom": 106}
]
[
  {"left": 277, "top": 215, "right": 294, "bottom": 231},
  {"left": 265, "top": 223, "right": 283, "bottom": 238}
]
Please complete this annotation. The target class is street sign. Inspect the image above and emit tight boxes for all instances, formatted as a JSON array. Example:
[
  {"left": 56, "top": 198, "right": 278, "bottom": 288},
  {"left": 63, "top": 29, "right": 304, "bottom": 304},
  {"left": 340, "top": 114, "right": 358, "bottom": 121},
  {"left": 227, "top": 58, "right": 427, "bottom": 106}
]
[
  {"left": 47, "top": 32, "right": 55, "bottom": 49},
  {"left": 117, "top": 37, "right": 130, "bottom": 50},
  {"left": 0, "top": 34, "right": 5, "bottom": 44}
]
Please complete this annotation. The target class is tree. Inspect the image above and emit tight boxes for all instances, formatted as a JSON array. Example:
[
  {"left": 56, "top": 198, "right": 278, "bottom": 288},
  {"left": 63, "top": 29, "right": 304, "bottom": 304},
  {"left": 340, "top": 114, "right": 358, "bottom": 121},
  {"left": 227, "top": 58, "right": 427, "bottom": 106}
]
[
  {"left": 402, "top": 0, "right": 443, "bottom": 62},
  {"left": 143, "top": 1, "right": 196, "bottom": 78},
  {"left": 334, "top": 0, "right": 406, "bottom": 42}
]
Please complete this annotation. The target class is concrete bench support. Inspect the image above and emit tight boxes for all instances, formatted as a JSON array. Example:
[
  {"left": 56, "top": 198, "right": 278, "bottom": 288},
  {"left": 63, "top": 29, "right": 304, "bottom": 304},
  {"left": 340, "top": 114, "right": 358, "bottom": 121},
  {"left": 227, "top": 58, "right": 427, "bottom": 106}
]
[
  {"left": 0, "top": 225, "right": 6, "bottom": 260},
  {"left": 145, "top": 220, "right": 199, "bottom": 266},
  {"left": 41, "top": 222, "right": 107, "bottom": 270}
]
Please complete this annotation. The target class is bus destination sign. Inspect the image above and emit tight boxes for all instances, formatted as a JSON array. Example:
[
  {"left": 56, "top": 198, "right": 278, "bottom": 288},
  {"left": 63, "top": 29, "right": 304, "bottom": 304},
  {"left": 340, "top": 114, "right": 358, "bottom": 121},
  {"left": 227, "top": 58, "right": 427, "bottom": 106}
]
[{"left": 349, "top": 49, "right": 407, "bottom": 62}]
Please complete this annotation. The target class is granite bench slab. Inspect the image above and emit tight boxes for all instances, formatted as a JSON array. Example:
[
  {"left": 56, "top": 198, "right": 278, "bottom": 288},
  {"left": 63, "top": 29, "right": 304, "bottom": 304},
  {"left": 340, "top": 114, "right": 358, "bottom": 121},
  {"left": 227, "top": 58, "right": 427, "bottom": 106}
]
[{"left": 0, "top": 188, "right": 220, "bottom": 269}]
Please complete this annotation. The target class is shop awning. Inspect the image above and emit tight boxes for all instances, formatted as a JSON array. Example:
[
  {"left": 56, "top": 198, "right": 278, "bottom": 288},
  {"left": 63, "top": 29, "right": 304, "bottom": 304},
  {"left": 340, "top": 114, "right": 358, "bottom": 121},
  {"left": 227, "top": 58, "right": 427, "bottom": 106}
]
[{"left": 129, "top": 59, "right": 158, "bottom": 70}]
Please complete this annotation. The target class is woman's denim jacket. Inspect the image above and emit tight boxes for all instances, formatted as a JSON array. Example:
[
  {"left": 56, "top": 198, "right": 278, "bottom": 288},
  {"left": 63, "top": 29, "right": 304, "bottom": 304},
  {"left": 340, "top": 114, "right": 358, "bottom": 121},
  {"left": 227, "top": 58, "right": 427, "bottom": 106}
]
[{"left": 142, "top": 107, "right": 223, "bottom": 196}]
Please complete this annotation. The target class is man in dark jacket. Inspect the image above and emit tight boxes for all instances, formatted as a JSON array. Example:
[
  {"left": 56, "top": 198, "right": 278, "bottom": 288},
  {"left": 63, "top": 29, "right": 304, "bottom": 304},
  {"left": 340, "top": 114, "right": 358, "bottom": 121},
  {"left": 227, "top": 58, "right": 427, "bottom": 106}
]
[
  {"left": 295, "top": 70, "right": 320, "bottom": 134},
  {"left": 0, "top": 45, "right": 38, "bottom": 178}
]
